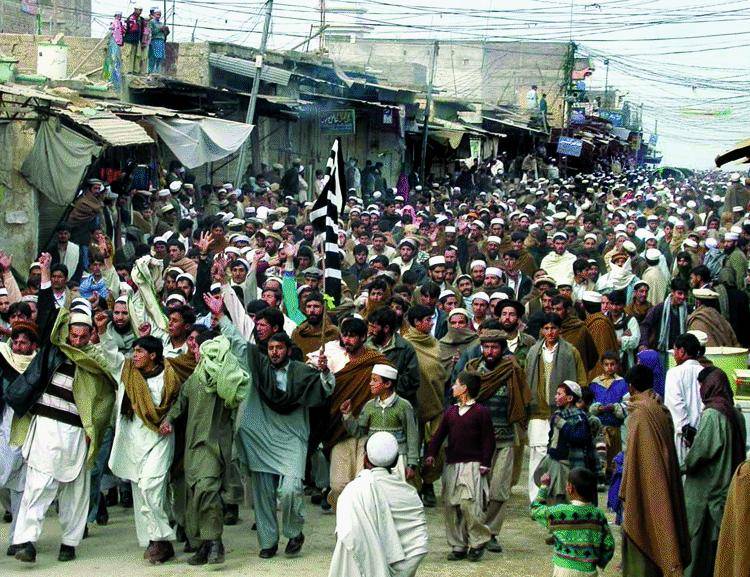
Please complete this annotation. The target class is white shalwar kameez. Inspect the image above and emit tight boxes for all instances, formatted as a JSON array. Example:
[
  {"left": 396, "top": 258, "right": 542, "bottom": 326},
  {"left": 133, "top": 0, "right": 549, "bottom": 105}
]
[
  {"left": 0, "top": 404, "right": 26, "bottom": 544},
  {"left": 328, "top": 468, "right": 428, "bottom": 577},
  {"left": 664, "top": 359, "right": 704, "bottom": 466},
  {"left": 13, "top": 415, "right": 89, "bottom": 546}
]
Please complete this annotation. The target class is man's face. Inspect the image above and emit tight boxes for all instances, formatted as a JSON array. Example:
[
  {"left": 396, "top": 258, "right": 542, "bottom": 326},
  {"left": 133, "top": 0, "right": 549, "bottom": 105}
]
[
  {"left": 552, "top": 302, "right": 567, "bottom": 319},
  {"left": 503, "top": 255, "right": 518, "bottom": 273},
  {"left": 355, "top": 251, "right": 367, "bottom": 265},
  {"left": 553, "top": 239, "right": 567, "bottom": 255},
  {"left": 51, "top": 270, "right": 67, "bottom": 291},
  {"left": 267, "top": 340, "right": 290, "bottom": 367},
  {"left": 583, "top": 221, "right": 594, "bottom": 232},
  {"left": 626, "top": 223, "right": 637, "bottom": 236},
  {"left": 369, "top": 288, "right": 385, "bottom": 302},
  {"left": 231, "top": 265, "right": 248, "bottom": 284},
  {"left": 340, "top": 333, "right": 365, "bottom": 354},
  {"left": 414, "top": 315, "right": 434, "bottom": 335},
  {"left": 373, "top": 236, "right": 385, "bottom": 251},
  {"left": 457, "top": 278, "right": 473, "bottom": 297},
  {"left": 177, "top": 280, "right": 193, "bottom": 299},
  {"left": 481, "top": 341, "right": 503, "bottom": 366},
  {"left": 472, "top": 299, "right": 488, "bottom": 319},
  {"left": 303, "top": 225, "right": 314, "bottom": 240},
  {"left": 133, "top": 345, "right": 157, "bottom": 370},
  {"left": 211, "top": 226, "right": 225, "bottom": 240},
  {"left": 265, "top": 238, "right": 279, "bottom": 254},
  {"left": 583, "top": 238, "right": 596, "bottom": 251},
  {"left": 68, "top": 324, "right": 92, "bottom": 348},
  {"left": 11, "top": 332, "right": 36, "bottom": 355},
  {"left": 168, "top": 312, "right": 188, "bottom": 338},
  {"left": 602, "top": 358, "right": 618, "bottom": 376},
  {"left": 261, "top": 290, "right": 280, "bottom": 308},
  {"left": 154, "top": 243, "right": 167, "bottom": 258},
  {"left": 444, "top": 249, "right": 457, "bottom": 264},
  {"left": 0, "top": 296, "right": 8, "bottom": 314},
  {"left": 113, "top": 303, "right": 130, "bottom": 329},
  {"left": 499, "top": 307, "right": 519, "bottom": 332},
  {"left": 90, "top": 261, "right": 102, "bottom": 277},
  {"left": 57, "top": 229, "right": 70, "bottom": 244},
  {"left": 471, "top": 267, "right": 485, "bottom": 285},
  {"left": 444, "top": 267, "right": 456, "bottom": 284},
  {"left": 399, "top": 245, "right": 414, "bottom": 261},
  {"left": 255, "top": 317, "right": 278, "bottom": 342},
  {"left": 484, "top": 274, "right": 500, "bottom": 288},
  {"left": 541, "top": 322, "right": 560, "bottom": 345},
  {"left": 671, "top": 289, "right": 686, "bottom": 306},
  {"left": 186, "top": 329, "right": 201, "bottom": 357},
  {"left": 541, "top": 293, "right": 554, "bottom": 313},
  {"left": 449, "top": 314, "right": 469, "bottom": 329},
  {"left": 367, "top": 321, "right": 390, "bottom": 345},
  {"left": 168, "top": 246, "right": 184, "bottom": 262},
  {"left": 441, "top": 295, "right": 458, "bottom": 312},
  {"left": 419, "top": 294, "right": 437, "bottom": 308},
  {"left": 304, "top": 300, "right": 324, "bottom": 325},
  {"left": 430, "top": 265, "right": 446, "bottom": 284},
  {"left": 559, "top": 287, "right": 572, "bottom": 300},
  {"left": 304, "top": 275, "right": 321, "bottom": 290}
]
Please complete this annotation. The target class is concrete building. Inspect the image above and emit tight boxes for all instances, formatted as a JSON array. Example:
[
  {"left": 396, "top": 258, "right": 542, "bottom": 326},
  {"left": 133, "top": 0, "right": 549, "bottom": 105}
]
[{"left": 0, "top": 0, "right": 91, "bottom": 36}]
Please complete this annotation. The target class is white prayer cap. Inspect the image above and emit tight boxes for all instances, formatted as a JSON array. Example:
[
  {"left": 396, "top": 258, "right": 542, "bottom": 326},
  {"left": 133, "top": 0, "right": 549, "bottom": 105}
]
[
  {"left": 622, "top": 240, "right": 637, "bottom": 254},
  {"left": 614, "top": 224, "right": 627, "bottom": 232},
  {"left": 490, "top": 291, "right": 508, "bottom": 302},
  {"left": 439, "top": 289, "right": 455, "bottom": 302},
  {"left": 552, "top": 231, "right": 568, "bottom": 241},
  {"left": 372, "top": 364, "right": 398, "bottom": 381},
  {"left": 223, "top": 182, "right": 234, "bottom": 190},
  {"left": 731, "top": 225, "right": 744, "bottom": 234},
  {"left": 730, "top": 172, "right": 741, "bottom": 182},
  {"left": 553, "top": 211, "right": 567, "bottom": 220},
  {"left": 210, "top": 282, "right": 222, "bottom": 293},
  {"left": 645, "top": 248, "right": 662, "bottom": 261},
  {"left": 232, "top": 258, "right": 250, "bottom": 270},
  {"left": 705, "top": 237, "right": 718, "bottom": 249},
  {"left": 695, "top": 226, "right": 707, "bottom": 233},
  {"left": 69, "top": 312, "right": 93, "bottom": 327},
  {"left": 445, "top": 226, "right": 456, "bottom": 234},
  {"left": 245, "top": 206, "right": 256, "bottom": 214},
  {"left": 21, "top": 294, "right": 38, "bottom": 303},
  {"left": 472, "top": 220, "right": 486, "bottom": 230},
  {"left": 686, "top": 329, "right": 709, "bottom": 346},
  {"left": 0, "top": 288, "right": 7, "bottom": 297},
  {"left": 114, "top": 295, "right": 129, "bottom": 305},
  {"left": 157, "top": 188, "right": 171, "bottom": 198},
  {"left": 470, "top": 260, "right": 487, "bottom": 270},
  {"left": 686, "top": 200, "right": 697, "bottom": 209},
  {"left": 366, "top": 431, "right": 400, "bottom": 468},
  {"left": 581, "top": 291, "right": 602, "bottom": 303},
  {"left": 562, "top": 380, "right": 582, "bottom": 399},
  {"left": 472, "top": 291, "right": 490, "bottom": 303},
  {"left": 646, "top": 214, "right": 659, "bottom": 221},
  {"left": 29, "top": 262, "right": 41, "bottom": 270},
  {"left": 435, "top": 215, "right": 448, "bottom": 225},
  {"left": 176, "top": 273, "right": 195, "bottom": 285},
  {"left": 485, "top": 267, "right": 502, "bottom": 278},
  {"left": 428, "top": 256, "right": 446, "bottom": 268},
  {"left": 682, "top": 238, "right": 697, "bottom": 248},
  {"left": 487, "top": 235, "right": 503, "bottom": 245},
  {"left": 233, "top": 234, "right": 252, "bottom": 245},
  {"left": 448, "top": 307, "right": 470, "bottom": 321},
  {"left": 693, "top": 288, "right": 719, "bottom": 300},
  {"left": 584, "top": 233, "right": 597, "bottom": 242},
  {"left": 169, "top": 181, "right": 182, "bottom": 193},
  {"left": 165, "top": 293, "right": 187, "bottom": 305},
  {"left": 224, "top": 246, "right": 241, "bottom": 256},
  {"left": 71, "top": 297, "right": 92, "bottom": 311},
  {"left": 373, "top": 191, "right": 382, "bottom": 199},
  {"left": 490, "top": 217, "right": 505, "bottom": 226}
]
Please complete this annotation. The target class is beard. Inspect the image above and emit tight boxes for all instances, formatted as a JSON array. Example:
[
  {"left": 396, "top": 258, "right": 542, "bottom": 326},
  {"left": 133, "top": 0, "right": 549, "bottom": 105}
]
[
  {"left": 306, "top": 314, "right": 322, "bottom": 326},
  {"left": 113, "top": 322, "right": 131, "bottom": 335},
  {"left": 500, "top": 320, "right": 518, "bottom": 333},
  {"left": 0, "top": 310, "right": 9, "bottom": 323}
]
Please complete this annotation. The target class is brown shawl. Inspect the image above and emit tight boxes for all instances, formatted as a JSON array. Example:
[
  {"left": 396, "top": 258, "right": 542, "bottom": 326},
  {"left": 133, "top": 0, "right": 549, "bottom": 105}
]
[
  {"left": 585, "top": 312, "right": 620, "bottom": 380},
  {"left": 714, "top": 460, "right": 750, "bottom": 577},
  {"left": 465, "top": 355, "right": 530, "bottom": 426},
  {"left": 438, "top": 327, "right": 479, "bottom": 370},
  {"left": 292, "top": 320, "right": 341, "bottom": 356},
  {"left": 625, "top": 299, "right": 652, "bottom": 323},
  {"left": 687, "top": 306, "right": 740, "bottom": 347},
  {"left": 120, "top": 352, "right": 197, "bottom": 432},
  {"left": 168, "top": 256, "right": 198, "bottom": 278},
  {"left": 67, "top": 191, "right": 103, "bottom": 225},
  {"left": 621, "top": 390, "right": 691, "bottom": 577},
  {"left": 324, "top": 347, "right": 388, "bottom": 450},
  {"left": 403, "top": 327, "right": 449, "bottom": 423},
  {"left": 517, "top": 248, "right": 538, "bottom": 278},
  {"left": 561, "top": 315, "right": 599, "bottom": 373}
]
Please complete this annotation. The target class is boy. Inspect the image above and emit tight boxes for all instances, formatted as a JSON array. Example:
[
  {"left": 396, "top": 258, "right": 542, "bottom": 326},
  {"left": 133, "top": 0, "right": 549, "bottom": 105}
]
[
  {"left": 340, "top": 364, "right": 419, "bottom": 481},
  {"left": 424, "top": 371, "right": 494, "bottom": 562},
  {"left": 577, "top": 389, "right": 606, "bottom": 490},
  {"left": 588, "top": 351, "right": 628, "bottom": 478},
  {"left": 531, "top": 468, "right": 615, "bottom": 577},
  {"left": 543, "top": 381, "right": 596, "bottom": 504}
]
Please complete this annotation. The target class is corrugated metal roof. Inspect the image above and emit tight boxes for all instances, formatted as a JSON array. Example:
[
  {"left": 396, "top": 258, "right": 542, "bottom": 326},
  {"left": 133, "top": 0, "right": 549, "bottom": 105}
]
[
  {"left": 208, "top": 53, "right": 292, "bottom": 86},
  {"left": 0, "top": 84, "right": 70, "bottom": 104},
  {"left": 59, "top": 109, "right": 154, "bottom": 146}
]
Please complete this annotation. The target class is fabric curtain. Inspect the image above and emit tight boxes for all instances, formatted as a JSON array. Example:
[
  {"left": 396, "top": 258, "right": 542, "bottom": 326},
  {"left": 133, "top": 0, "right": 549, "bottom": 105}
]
[{"left": 146, "top": 117, "right": 253, "bottom": 169}]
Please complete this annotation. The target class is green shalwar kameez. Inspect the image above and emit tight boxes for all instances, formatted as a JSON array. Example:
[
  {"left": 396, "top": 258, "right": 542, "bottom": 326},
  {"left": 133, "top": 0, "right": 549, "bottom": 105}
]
[
  {"left": 165, "top": 371, "right": 234, "bottom": 542},
  {"left": 683, "top": 408, "right": 739, "bottom": 577},
  {"left": 218, "top": 317, "right": 334, "bottom": 549}
]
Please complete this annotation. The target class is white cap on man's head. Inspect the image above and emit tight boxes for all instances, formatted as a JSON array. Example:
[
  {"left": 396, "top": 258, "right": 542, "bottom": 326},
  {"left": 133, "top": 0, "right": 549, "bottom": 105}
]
[
  {"left": 562, "top": 380, "right": 582, "bottom": 398},
  {"left": 366, "top": 431, "right": 400, "bottom": 467},
  {"left": 372, "top": 364, "right": 398, "bottom": 381}
]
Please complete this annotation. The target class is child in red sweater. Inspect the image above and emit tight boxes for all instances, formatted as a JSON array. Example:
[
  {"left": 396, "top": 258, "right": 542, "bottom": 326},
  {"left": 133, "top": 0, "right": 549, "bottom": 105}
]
[{"left": 425, "top": 371, "right": 495, "bottom": 562}]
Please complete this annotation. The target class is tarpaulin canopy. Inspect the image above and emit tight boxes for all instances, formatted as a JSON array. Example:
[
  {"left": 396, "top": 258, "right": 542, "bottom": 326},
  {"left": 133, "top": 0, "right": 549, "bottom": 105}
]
[
  {"left": 21, "top": 117, "right": 102, "bottom": 206},
  {"left": 146, "top": 117, "right": 254, "bottom": 169}
]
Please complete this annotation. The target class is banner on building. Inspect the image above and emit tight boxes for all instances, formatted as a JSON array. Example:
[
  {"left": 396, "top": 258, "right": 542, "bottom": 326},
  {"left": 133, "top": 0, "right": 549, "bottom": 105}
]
[
  {"left": 599, "top": 110, "right": 624, "bottom": 127},
  {"left": 320, "top": 109, "right": 355, "bottom": 134},
  {"left": 21, "top": 0, "right": 38, "bottom": 15},
  {"left": 557, "top": 137, "right": 584, "bottom": 158}
]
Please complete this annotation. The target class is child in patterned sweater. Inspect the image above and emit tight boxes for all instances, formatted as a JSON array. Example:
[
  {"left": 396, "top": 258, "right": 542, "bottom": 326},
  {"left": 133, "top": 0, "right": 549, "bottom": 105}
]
[
  {"left": 341, "top": 363, "right": 420, "bottom": 480},
  {"left": 531, "top": 467, "right": 615, "bottom": 577}
]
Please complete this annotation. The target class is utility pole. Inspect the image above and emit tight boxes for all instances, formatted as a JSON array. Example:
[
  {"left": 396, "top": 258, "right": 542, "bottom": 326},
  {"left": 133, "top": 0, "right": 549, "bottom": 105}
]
[
  {"left": 420, "top": 41, "right": 439, "bottom": 184},
  {"left": 234, "top": 0, "right": 273, "bottom": 187},
  {"left": 603, "top": 58, "right": 609, "bottom": 108},
  {"left": 319, "top": 0, "right": 326, "bottom": 52}
]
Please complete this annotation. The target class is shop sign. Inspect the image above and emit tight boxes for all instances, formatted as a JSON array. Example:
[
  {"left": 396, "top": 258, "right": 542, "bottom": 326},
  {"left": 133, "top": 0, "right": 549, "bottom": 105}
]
[{"left": 320, "top": 109, "right": 355, "bottom": 134}]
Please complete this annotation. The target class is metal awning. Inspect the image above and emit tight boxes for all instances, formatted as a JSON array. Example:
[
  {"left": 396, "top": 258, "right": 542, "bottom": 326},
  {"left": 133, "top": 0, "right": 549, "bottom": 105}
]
[
  {"left": 483, "top": 115, "right": 546, "bottom": 135},
  {"left": 300, "top": 91, "right": 400, "bottom": 110},
  {"left": 58, "top": 109, "right": 154, "bottom": 146},
  {"left": 716, "top": 138, "right": 750, "bottom": 167},
  {"left": 430, "top": 117, "right": 505, "bottom": 138},
  {"left": 208, "top": 53, "right": 292, "bottom": 86}
]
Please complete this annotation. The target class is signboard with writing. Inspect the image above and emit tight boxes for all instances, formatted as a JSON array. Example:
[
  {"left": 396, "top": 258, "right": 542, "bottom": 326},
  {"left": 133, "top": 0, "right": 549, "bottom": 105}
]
[
  {"left": 320, "top": 109, "right": 355, "bottom": 134},
  {"left": 570, "top": 106, "right": 587, "bottom": 125},
  {"left": 557, "top": 137, "right": 584, "bottom": 158},
  {"left": 649, "top": 133, "right": 658, "bottom": 145},
  {"left": 599, "top": 110, "right": 624, "bottom": 127}
]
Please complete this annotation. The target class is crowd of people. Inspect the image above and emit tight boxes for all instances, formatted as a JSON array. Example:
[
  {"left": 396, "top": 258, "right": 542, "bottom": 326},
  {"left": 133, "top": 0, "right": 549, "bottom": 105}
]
[{"left": 0, "top": 155, "right": 749, "bottom": 577}]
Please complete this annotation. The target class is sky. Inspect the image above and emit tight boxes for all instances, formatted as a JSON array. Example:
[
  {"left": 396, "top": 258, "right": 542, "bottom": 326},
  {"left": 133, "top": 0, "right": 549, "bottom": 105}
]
[{"left": 85, "top": 0, "right": 750, "bottom": 170}]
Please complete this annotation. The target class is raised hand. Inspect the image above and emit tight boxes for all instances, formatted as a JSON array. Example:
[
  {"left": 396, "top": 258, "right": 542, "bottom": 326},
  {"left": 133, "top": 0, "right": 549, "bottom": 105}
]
[
  {"left": 94, "top": 311, "right": 110, "bottom": 334},
  {"left": 317, "top": 349, "right": 329, "bottom": 373},
  {"left": 138, "top": 322, "right": 152, "bottom": 337},
  {"left": 340, "top": 398, "right": 352, "bottom": 415},
  {"left": 0, "top": 251, "right": 11, "bottom": 272},
  {"left": 211, "top": 257, "right": 227, "bottom": 283},
  {"left": 196, "top": 230, "right": 214, "bottom": 254},
  {"left": 203, "top": 292, "right": 224, "bottom": 317},
  {"left": 159, "top": 420, "right": 173, "bottom": 436}
]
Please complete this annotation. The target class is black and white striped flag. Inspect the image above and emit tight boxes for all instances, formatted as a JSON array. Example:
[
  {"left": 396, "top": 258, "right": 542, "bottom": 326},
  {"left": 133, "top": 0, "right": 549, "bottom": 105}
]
[{"left": 310, "top": 138, "right": 347, "bottom": 304}]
